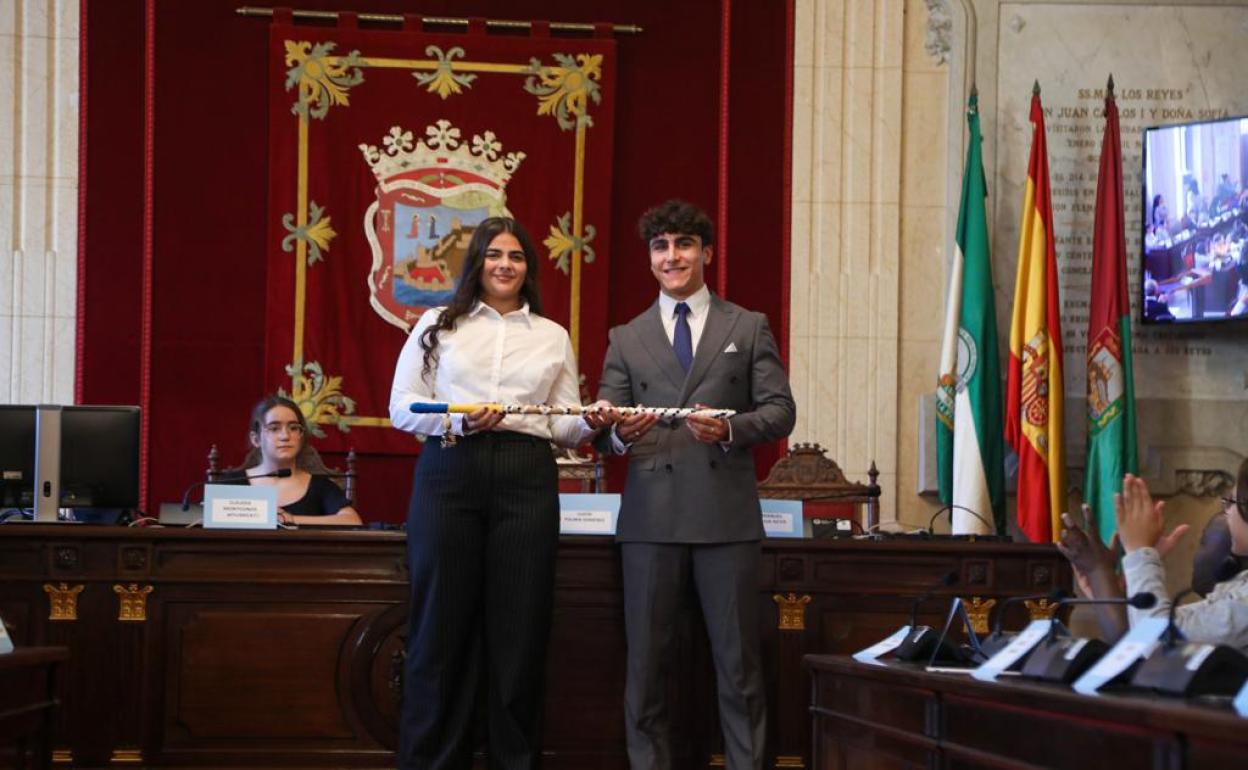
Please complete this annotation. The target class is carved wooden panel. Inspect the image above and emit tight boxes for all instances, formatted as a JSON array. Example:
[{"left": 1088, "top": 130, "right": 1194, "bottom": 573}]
[{"left": 168, "top": 606, "right": 362, "bottom": 740}]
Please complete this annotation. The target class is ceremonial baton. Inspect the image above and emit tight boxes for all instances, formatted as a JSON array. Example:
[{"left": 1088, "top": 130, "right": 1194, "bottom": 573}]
[{"left": 409, "top": 402, "right": 736, "bottom": 419}]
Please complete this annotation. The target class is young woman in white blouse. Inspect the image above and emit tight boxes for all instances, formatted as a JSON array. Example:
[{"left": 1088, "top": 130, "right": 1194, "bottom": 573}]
[{"left": 389, "top": 217, "right": 607, "bottom": 770}]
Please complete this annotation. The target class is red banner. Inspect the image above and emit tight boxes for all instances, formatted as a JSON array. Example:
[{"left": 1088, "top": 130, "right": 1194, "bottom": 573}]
[{"left": 265, "top": 19, "right": 616, "bottom": 453}]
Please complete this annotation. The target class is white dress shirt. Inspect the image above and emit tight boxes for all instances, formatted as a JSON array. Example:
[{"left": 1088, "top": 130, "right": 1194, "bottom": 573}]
[
  {"left": 657, "top": 284, "right": 712, "bottom": 352},
  {"left": 389, "top": 302, "right": 595, "bottom": 448},
  {"left": 1123, "top": 546, "right": 1248, "bottom": 652}
]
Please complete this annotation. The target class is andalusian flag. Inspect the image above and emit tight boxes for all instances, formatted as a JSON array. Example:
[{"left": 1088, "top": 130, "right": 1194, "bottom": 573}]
[
  {"left": 1085, "top": 76, "right": 1138, "bottom": 544},
  {"left": 1006, "top": 84, "right": 1067, "bottom": 543},
  {"left": 936, "top": 91, "right": 1006, "bottom": 534}
]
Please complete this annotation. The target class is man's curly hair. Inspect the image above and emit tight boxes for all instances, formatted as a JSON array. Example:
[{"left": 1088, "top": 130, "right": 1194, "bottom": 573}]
[{"left": 637, "top": 200, "right": 715, "bottom": 247}]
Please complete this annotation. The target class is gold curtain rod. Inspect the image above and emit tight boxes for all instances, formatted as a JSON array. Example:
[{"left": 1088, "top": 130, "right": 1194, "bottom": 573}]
[{"left": 236, "top": 6, "right": 643, "bottom": 34}]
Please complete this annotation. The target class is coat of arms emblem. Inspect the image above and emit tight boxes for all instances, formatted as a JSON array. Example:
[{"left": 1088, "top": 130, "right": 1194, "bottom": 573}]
[{"left": 359, "top": 120, "right": 526, "bottom": 331}]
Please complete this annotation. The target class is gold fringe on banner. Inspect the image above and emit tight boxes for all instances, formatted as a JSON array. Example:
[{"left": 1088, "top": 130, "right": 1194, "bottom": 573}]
[{"left": 236, "top": 6, "right": 643, "bottom": 35}]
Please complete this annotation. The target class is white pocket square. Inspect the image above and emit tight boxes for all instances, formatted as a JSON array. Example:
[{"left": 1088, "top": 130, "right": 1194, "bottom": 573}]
[{"left": 724, "top": 342, "right": 739, "bottom": 354}]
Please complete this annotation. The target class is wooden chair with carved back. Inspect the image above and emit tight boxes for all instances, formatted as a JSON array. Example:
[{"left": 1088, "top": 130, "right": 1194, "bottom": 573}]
[
  {"left": 206, "top": 444, "right": 358, "bottom": 504},
  {"left": 757, "top": 443, "right": 880, "bottom": 535}
]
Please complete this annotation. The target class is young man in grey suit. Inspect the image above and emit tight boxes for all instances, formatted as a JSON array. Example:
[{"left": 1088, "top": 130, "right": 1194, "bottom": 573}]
[{"left": 594, "top": 200, "right": 796, "bottom": 770}]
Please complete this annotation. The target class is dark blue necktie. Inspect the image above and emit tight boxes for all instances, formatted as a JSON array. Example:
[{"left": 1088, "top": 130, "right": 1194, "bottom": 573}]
[{"left": 673, "top": 302, "right": 693, "bottom": 372}]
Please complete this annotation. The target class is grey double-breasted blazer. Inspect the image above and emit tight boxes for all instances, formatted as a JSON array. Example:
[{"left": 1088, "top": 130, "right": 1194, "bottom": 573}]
[{"left": 596, "top": 293, "right": 796, "bottom": 543}]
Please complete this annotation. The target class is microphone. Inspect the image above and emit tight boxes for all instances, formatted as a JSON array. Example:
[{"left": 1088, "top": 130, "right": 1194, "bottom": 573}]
[
  {"left": 894, "top": 571, "right": 960, "bottom": 662},
  {"left": 927, "top": 504, "right": 995, "bottom": 536},
  {"left": 977, "top": 592, "right": 1053, "bottom": 659},
  {"left": 1131, "top": 585, "right": 1248, "bottom": 696},
  {"left": 1162, "top": 588, "right": 1195, "bottom": 649},
  {"left": 1044, "top": 589, "right": 1156, "bottom": 642},
  {"left": 1020, "top": 590, "right": 1155, "bottom": 684},
  {"left": 179, "top": 468, "right": 293, "bottom": 511}
]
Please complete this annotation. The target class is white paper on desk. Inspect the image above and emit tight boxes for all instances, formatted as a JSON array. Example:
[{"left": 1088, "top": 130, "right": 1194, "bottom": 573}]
[
  {"left": 852, "top": 625, "right": 911, "bottom": 666},
  {"left": 1234, "top": 676, "right": 1248, "bottom": 718},
  {"left": 1071, "top": 617, "right": 1167, "bottom": 695},
  {"left": 971, "top": 619, "right": 1052, "bottom": 681},
  {"left": 204, "top": 484, "right": 278, "bottom": 529}
]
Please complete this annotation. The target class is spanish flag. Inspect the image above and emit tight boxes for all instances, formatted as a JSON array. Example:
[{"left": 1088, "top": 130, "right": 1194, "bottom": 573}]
[
  {"left": 1084, "top": 77, "right": 1138, "bottom": 544},
  {"left": 1006, "top": 84, "right": 1067, "bottom": 543}
]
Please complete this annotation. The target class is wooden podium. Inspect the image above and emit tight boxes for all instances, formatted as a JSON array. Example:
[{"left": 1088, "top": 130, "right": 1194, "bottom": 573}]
[{"left": 0, "top": 526, "right": 1068, "bottom": 768}]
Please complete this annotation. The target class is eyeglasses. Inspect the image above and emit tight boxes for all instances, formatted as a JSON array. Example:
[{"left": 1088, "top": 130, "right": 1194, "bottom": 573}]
[
  {"left": 263, "top": 422, "right": 305, "bottom": 436},
  {"left": 1220, "top": 497, "right": 1246, "bottom": 514}
]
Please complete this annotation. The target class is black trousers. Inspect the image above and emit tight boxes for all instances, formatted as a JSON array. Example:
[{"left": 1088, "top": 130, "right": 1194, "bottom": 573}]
[{"left": 400, "top": 432, "right": 559, "bottom": 770}]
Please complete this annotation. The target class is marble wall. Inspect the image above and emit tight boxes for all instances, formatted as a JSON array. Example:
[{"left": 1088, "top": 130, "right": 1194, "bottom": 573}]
[
  {"left": 790, "top": 0, "right": 1247, "bottom": 556},
  {"left": 790, "top": 0, "right": 954, "bottom": 527},
  {"left": 0, "top": 0, "right": 79, "bottom": 405}
]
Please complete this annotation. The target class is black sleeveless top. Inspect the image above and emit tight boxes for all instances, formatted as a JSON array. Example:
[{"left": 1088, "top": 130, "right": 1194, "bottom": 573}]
[{"left": 223, "top": 473, "right": 350, "bottom": 516}]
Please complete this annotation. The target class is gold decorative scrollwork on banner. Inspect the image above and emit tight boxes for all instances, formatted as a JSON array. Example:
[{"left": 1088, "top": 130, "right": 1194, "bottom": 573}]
[
  {"left": 110, "top": 749, "right": 144, "bottom": 764},
  {"left": 544, "top": 211, "right": 597, "bottom": 275},
  {"left": 1024, "top": 597, "right": 1059, "bottom": 620},
  {"left": 284, "top": 40, "right": 365, "bottom": 119},
  {"left": 524, "top": 53, "right": 603, "bottom": 130},
  {"left": 414, "top": 45, "right": 477, "bottom": 98},
  {"left": 774, "top": 756, "right": 806, "bottom": 769},
  {"left": 114, "top": 584, "right": 154, "bottom": 622},
  {"left": 280, "top": 361, "right": 357, "bottom": 437},
  {"left": 964, "top": 597, "right": 996, "bottom": 635},
  {"left": 282, "top": 200, "right": 337, "bottom": 265},
  {"left": 43, "top": 583, "right": 84, "bottom": 621},
  {"left": 772, "top": 592, "right": 812, "bottom": 632}
]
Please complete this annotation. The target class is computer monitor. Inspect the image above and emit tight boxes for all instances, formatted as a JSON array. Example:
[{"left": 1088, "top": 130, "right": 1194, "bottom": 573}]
[
  {"left": 0, "top": 405, "right": 37, "bottom": 508},
  {"left": 0, "top": 404, "right": 140, "bottom": 522},
  {"left": 59, "top": 406, "right": 141, "bottom": 509}
]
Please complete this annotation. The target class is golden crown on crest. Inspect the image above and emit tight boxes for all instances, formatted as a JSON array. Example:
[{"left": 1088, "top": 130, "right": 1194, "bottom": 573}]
[{"left": 357, "top": 120, "right": 526, "bottom": 188}]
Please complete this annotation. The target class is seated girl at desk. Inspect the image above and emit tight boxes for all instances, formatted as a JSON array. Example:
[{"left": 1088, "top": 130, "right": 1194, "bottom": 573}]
[
  {"left": 1117, "top": 464, "right": 1248, "bottom": 651},
  {"left": 237, "top": 395, "right": 363, "bottom": 526}
]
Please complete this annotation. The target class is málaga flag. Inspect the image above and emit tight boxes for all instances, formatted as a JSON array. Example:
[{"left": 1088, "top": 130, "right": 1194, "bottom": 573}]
[
  {"left": 936, "top": 91, "right": 1006, "bottom": 534},
  {"left": 1005, "top": 84, "right": 1067, "bottom": 543},
  {"left": 1085, "top": 77, "right": 1138, "bottom": 544}
]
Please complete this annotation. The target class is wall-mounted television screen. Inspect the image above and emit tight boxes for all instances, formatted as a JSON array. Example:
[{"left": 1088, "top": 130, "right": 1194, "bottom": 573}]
[{"left": 1141, "top": 115, "right": 1248, "bottom": 324}]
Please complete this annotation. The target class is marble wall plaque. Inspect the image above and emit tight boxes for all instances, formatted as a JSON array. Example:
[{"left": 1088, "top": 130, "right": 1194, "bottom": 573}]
[{"left": 993, "top": 3, "right": 1248, "bottom": 403}]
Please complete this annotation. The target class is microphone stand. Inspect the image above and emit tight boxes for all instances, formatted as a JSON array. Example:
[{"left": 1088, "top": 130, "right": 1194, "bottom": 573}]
[
  {"left": 977, "top": 592, "right": 1052, "bottom": 660},
  {"left": 1130, "top": 587, "right": 1248, "bottom": 697},
  {"left": 180, "top": 468, "right": 293, "bottom": 511},
  {"left": 1020, "top": 592, "right": 1155, "bottom": 684},
  {"left": 894, "top": 571, "right": 960, "bottom": 662}
]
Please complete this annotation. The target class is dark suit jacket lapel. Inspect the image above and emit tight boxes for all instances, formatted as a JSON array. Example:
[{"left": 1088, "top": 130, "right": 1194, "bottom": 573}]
[
  {"left": 637, "top": 300, "right": 688, "bottom": 392},
  {"left": 679, "top": 296, "right": 739, "bottom": 404}
]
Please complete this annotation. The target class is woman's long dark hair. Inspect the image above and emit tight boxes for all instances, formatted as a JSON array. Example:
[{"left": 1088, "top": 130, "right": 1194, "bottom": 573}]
[
  {"left": 418, "top": 217, "right": 544, "bottom": 379},
  {"left": 240, "top": 394, "right": 330, "bottom": 474}
]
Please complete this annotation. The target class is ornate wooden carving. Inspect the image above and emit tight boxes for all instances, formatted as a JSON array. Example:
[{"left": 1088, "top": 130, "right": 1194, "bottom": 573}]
[
  {"left": 43, "top": 583, "right": 84, "bottom": 621},
  {"left": 757, "top": 443, "right": 881, "bottom": 530},
  {"left": 1024, "top": 598, "right": 1059, "bottom": 620},
  {"left": 114, "top": 584, "right": 153, "bottom": 622},
  {"left": 53, "top": 546, "right": 79, "bottom": 571},
  {"left": 964, "top": 597, "right": 996, "bottom": 635},
  {"left": 772, "top": 593, "right": 812, "bottom": 631}
]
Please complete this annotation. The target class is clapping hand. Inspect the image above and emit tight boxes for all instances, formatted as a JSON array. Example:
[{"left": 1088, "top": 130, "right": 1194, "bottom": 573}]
[{"left": 1115, "top": 473, "right": 1173, "bottom": 552}]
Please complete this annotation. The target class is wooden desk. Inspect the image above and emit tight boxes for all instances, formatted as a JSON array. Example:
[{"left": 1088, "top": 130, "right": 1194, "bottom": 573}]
[
  {"left": 0, "top": 646, "right": 68, "bottom": 770},
  {"left": 0, "top": 527, "right": 1067, "bottom": 768},
  {"left": 805, "top": 655, "right": 1248, "bottom": 769}
]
